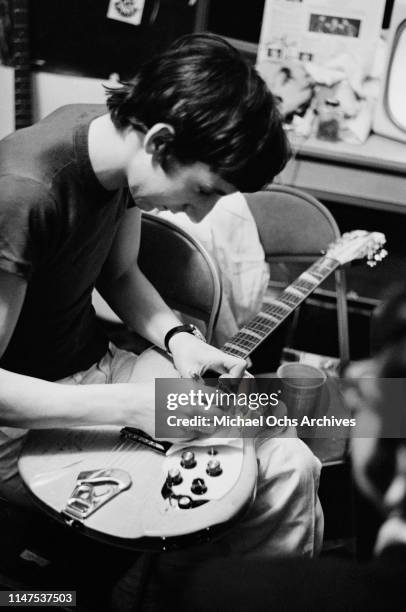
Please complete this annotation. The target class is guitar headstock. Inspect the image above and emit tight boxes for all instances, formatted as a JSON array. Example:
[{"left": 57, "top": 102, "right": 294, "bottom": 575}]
[{"left": 326, "top": 231, "right": 387, "bottom": 267}]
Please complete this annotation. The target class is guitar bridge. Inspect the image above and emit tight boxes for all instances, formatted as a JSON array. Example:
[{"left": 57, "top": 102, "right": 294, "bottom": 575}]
[
  {"left": 120, "top": 427, "right": 172, "bottom": 454},
  {"left": 62, "top": 468, "right": 132, "bottom": 522}
]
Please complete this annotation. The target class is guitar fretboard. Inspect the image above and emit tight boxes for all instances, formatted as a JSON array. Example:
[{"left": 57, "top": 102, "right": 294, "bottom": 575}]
[{"left": 222, "top": 256, "right": 338, "bottom": 360}]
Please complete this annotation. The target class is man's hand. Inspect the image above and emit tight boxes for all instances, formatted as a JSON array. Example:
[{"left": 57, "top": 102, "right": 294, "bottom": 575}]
[
  {"left": 127, "top": 335, "right": 247, "bottom": 442},
  {"left": 168, "top": 332, "right": 246, "bottom": 381}
]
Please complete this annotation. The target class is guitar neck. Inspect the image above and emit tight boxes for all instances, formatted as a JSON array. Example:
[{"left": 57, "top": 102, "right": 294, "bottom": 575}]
[
  {"left": 222, "top": 256, "right": 339, "bottom": 360},
  {"left": 13, "top": 0, "right": 32, "bottom": 130}
]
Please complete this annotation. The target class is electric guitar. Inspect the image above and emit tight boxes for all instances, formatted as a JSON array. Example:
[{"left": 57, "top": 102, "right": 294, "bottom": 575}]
[{"left": 18, "top": 230, "right": 387, "bottom": 550}]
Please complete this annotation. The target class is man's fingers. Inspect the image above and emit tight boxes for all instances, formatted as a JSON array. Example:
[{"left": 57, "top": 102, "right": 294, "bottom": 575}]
[{"left": 222, "top": 357, "right": 247, "bottom": 379}]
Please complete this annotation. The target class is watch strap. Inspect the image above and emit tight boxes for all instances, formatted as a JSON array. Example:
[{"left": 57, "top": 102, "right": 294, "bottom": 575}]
[{"left": 164, "top": 324, "right": 205, "bottom": 355}]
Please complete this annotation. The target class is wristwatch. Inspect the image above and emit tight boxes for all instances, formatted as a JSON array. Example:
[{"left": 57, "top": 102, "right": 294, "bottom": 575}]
[{"left": 164, "top": 324, "right": 206, "bottom": 355}]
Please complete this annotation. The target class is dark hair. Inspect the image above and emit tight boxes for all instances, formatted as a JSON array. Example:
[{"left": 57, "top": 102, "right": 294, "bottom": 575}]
[
  {"left": 371, "top": 284, "right": 406, "bottom": 358},
  {"left": 370, "top": 286, "right": 406, "bottom": 506},
  {"left": 105, "top": 33, "right": 290, "bottom": 192},
  {"left": 368, "top": 285, "right": 406, "bottom": 382}
]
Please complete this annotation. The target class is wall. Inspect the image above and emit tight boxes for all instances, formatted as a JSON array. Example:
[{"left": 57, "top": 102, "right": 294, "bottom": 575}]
[
  {"left": 0, "top": 66, "right": 14, "bottom": 139},
  {"left": 0, "top": 67, "right": 115, "bottom": 139}
]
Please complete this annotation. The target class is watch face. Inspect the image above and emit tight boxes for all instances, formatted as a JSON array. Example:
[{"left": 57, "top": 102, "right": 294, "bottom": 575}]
[
  {"left": 193, "top": 327, "right": 206, "bottom": 342},
  {"left": 190, "top": 324, "right": 204, "bottom": 340}
]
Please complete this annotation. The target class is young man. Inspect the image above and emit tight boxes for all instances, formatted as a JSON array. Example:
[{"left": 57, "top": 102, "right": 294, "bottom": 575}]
[{"left": 0, "top": 34, "right": 321, "bottom": 556}]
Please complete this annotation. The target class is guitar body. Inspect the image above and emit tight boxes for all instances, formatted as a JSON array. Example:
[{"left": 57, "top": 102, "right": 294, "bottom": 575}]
[{"left": 19, "top": 348, "right": 258, "bottom": 551}]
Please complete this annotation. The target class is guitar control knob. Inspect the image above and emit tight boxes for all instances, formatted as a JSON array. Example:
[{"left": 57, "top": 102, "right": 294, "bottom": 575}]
[
  {"left": 206, "top": 459, "right": 222, "bottom": 477},
  {"left": 181, "top": 451, "right": 196, "bottom": 469},
  {"left": 208, "top": 448, "right": 218, "bottom": 456},
  {"left": 191, "top": 478, "right": 207, "bottom": 495},
  {"left": 167, "top": 468, "right": 183, "bottom": 486},
  {"left": 178, "top": 496, "right": 192, "bottom": 509}
]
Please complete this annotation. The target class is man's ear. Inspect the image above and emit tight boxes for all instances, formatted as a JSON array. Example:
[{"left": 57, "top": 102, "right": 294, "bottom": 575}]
[{"left": 144, "top": 123, "right": 175, "bottom": 162}]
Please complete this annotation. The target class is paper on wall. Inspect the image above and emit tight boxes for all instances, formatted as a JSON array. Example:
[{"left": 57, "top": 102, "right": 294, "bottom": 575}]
[
  {"left": 107, "top": 0, "right": 146, "bottom": 26},
  {"left": 257, "top": 0, "right": 386, "bottom": 76}
]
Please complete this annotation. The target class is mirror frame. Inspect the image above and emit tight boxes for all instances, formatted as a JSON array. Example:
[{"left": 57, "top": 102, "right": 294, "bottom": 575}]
[{"left": 384, "top": 18, "right": 406, "bottom": 133}]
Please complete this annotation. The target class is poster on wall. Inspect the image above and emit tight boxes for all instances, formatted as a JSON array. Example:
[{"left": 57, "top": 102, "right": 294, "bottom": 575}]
[
  {"left": 257, "top": 0, "right": 386, "bottom": 73},
  {"left": 106, "top": 0, "right": 146, "bottom": 26}
]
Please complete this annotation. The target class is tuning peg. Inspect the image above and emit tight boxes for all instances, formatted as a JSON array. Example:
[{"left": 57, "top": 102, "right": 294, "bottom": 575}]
[{"left": 374, "top": 249, "right": 388, "bottom": 262}]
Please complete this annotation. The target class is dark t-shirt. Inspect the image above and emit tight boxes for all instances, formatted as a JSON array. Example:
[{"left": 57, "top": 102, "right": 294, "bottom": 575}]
[{"left": 0, "top": 104, "right": 133, "bottom": 381}]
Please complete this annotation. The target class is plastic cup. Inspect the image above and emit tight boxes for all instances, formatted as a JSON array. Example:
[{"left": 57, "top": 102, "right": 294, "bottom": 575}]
[{"left": 277, "top": 363, "right": 327, "bottom": 420}]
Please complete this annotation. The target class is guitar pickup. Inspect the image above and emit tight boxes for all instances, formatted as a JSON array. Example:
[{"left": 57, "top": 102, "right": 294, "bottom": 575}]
[
  {"left": 62, "top": 468, "right": 132, "bottom": 522},
  {"left": 120, "top": 427, "right": 172, "bottom": 454}
]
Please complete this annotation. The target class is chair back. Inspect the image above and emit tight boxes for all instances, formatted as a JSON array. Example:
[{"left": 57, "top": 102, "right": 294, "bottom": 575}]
[
  {"left": 244, "top": 185, "right": 349, "bottom": 363},
  {"left": 246, "top": 185, "right": 340, "bottom": 262}
]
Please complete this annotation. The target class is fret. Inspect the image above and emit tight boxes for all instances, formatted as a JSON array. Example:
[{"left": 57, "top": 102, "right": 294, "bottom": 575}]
[
  {"left": 256, "top": 311, "right": 281, "bottom": 324},
  {"left": 225, "top": 335, "right": 254, "bottom": 349},
  {"left": 262, "top": 307, "right": 288, "bottom": 320},
  {"left": 262, "top": 305, "right": 285, "bottom": 320},
  {"left": 306, "top": 269, "right": 324, "bottom": 282},
  {"left": 246, "top": 320, "right": 273, "bottom": 334},
  {"left": 263, "top": 294, "right": 295, "bottom": 308},
  {"left": 239, "top": 328, "right": 263, "bottom": 341},
  {"left": 285, "top": 286, "right": 306, "bottom": 298},
  {"left": 312, "top": 265, "right": 331, "bottom": 278},
  {"left": 307, "top": 263, "right": 325, "bottom": 276},
  {"left": 262, "top": 295, "right": 277, "bottom": 305},
  {"left": 262, "top": 309, "right": 286, "bottom": 321},
  {"left": 230, "top": 336, "right": 257, "bottom": 351},
  {"left": 230, "top": 332, "right": 256, "bottom": 344},
  {"left": 278, "top": 293, "right": 301, "bottom": 307},
  {"left": 319, "top": 262, "right": 338, "bottom": 276},
  {"left": 270, "top": 299, "right": 293, "bottom": 312},
  {"left": 300, "top": 271, "right": 319, "bottom": 285},
  {"left": 295, "top": 280, "right": 315, "bottom": 292},
  {"left": 311, "top": 257, "right": 337, "bottom": 275},
  {"left": 222, "top": 343, "right": 249, "bottom": 358}
]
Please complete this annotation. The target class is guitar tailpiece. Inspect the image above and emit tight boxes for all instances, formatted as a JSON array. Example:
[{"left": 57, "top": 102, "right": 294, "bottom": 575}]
[{"left": 62, "top": 468, "right": 132, "bottom": 521}]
